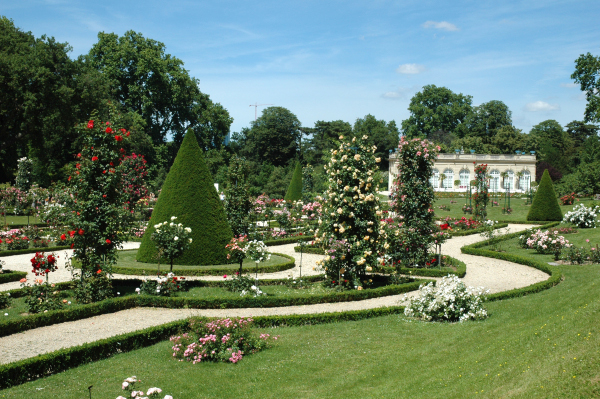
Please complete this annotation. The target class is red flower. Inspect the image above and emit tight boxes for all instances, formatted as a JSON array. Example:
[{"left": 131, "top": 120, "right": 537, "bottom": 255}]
[
  {"left": 87, "top": 120, "right": 94, "bottom": 129},
  {"left": 92, "top": 156, "right": 98, "bottom": 161},
  {"left": 60, "top": 234, "right": 66, "bottom": 240},
  {"left": 126, "top": 131, "right": 130, "bottom": 137},
  {"left": 97, "top": 269, "right": 102, "bottom": 274},
  {"left": 77, "top": 153, "right": 82, "bottom": 158},
  {"left": 106, "top": 127, "right": 113, "bottom": 134},
  {"left": 70, "top": 243, "right": 74, "bottom": 249},
  {"left": 76, "top": 163, "right": 81, "bottom": 169},
  {"left": 115, "top": 135, "right": 123, "bottom": 142},
  {"left": 69, "top": 230, "right": 75, "bottom": 238},
  {"left": 78, "top": 229, "right": 84, "bottom": 235},
  {"left": 106, "top": 239, "right": 111, "bottom": 244}
]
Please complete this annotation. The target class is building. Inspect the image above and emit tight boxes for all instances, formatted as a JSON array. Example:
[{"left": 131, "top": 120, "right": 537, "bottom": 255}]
[{"left": 388, "top": 151, "right": 536, "bottom": 193}]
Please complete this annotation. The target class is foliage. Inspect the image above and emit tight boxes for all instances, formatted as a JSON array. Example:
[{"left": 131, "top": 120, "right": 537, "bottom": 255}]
[
  {"left": 465, "top": 100, "right": 513, "bottom": 142},
  {"left": 390, "top": 137, "right": 439, "bottom": 267},
  {"left": 30, "top": 251, "right": 58, "bottom": 277},
  {"left": 170, "top": 317, "right": 278, "bottom": 364},
  {"left": 316, "top": 134, "right": 382, "bottom": 286},
  {"left": 223, "top": 156, "right": 252, "bottom": 236},
  {"left": 563, "top": 203, "right": 599, "bottom": 228},
  {"left": 20, "top": 279, "right": 65, "bottom": 314},
  {"left": 352, "top": 114, "right": 400, "bottom": 170},
  {"left": 151, "top": 216, "right": 192, "bottom": 271},
  {"left": 137, "top": 129, "right": 232, "bottom": 265},
  {"left": 571, "top": 51, "right": 600, "bottom": 124},
  {"left": 284, "top": 161, "right": 303, "bottom": 201},
  {"left": 524, "top": 229, "right": 570, "bottom": 260},
  {"left": 529, "top": 120, "right": 574, "bottom": 175},
  {"left": 527, "top": 169, "right": 563, "bottom": 221},
  {"left": 15, "top": 157, "right": 33, "bottom": 191},
  {"left": 401, "top": 84, "right": 473, "bottom": 140},
  {"left": 73, "top": 272, "right": 115, "bottom": 304},
  {"left": 0, "top": 291, "right": 11, "bottom": 310},
  {"left": 403, "top": 275, "right": 488, "bottom": 322},
  {"left": 238, "top": 106, "right": 301, "bottom": 167},
  {"left": 138, "top": 272, "right": 185, "bottom": 297},
  {"left": 560, "top": 192, "right": 577, "bottom": 205},
  {"left": 86, "top": 30, "right": 231, "bottom": 146}
]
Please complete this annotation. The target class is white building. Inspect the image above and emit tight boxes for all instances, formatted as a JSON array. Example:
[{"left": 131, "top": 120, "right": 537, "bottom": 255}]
[{"left": 388, "top": 151, "right": 536, "bottom": 193}]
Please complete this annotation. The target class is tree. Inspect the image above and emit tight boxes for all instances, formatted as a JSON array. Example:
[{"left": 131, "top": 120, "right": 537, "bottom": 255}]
[
  {"left": 565, "top": 120, "right": 600, "bottom": 168},
  {"left": 465, "top": 100, "right": 512, "bottom": 142},
  {"left": 0, "top": 17, "right": 111, "bottom": 184},
  {"left": 401, "top": 85, "right": 473, "bottom": 140},
  {"left": 528, "top": 120, "right": 574, "bottom": 175},
  {"left": 353, "top": 115, "right": 399, "bottom": 170},
  {"left": 240, "top": 107, "right": 301, "bottom": 167},
  {"left": 491, "top": 126, "right": 526, "bottom": 154},
  {"left": 527, "top": 169, "right": 562, "bottom": 221},
  {"left": 224, "top": 156, "right": 252, "bottom": 236},
  {"left": 571, "top": 52, "right": 600, "bottom": 123},
  {"left": 137, "top": 129, "right": 233, "bottom": 265},
  {"left": 305, "top": 120, "right": 352, "bottom": 166},
  {"left": 284, "top": 162, "right": 303, "bottom": 201},
  {"left": 85, "top": 30, "right": 231, "bottom": 146}
]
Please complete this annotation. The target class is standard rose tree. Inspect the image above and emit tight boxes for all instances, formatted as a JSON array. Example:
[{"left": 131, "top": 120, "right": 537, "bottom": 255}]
[{"left": 151, "top": 216, "right": 192, "bottom": 272}]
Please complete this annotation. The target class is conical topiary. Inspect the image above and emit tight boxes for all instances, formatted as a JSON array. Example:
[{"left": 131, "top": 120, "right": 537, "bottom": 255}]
[
  {"left": 136, "top": 130, "right": 232, "bottom": 265},
  {"left": 284, "top": 162, "right": 302, "bottom": 201},
  {"left": 526, "top": 169, "right": 563, "bottom": 221}
]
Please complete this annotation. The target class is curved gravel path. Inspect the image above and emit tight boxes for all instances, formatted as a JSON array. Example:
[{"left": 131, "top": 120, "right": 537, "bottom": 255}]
[{"left": 0, "top": 224, "right": 547, "bottom": 365}]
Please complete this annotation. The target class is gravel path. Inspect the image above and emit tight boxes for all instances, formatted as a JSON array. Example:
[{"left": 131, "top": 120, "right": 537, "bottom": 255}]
[{"left": 0, "top": 224, "right": 547, "bottom": 364}]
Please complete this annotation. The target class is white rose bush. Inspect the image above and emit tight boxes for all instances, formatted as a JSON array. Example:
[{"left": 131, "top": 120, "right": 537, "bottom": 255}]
[
  {"left": 151, "top": 216, "right": 192, "bottom": 272},
  {"left": 563, "top": 203, "right": 600, "bottom": 228},
  {"left": 404, "top": 275, "right": 489, "bottom": 322}
]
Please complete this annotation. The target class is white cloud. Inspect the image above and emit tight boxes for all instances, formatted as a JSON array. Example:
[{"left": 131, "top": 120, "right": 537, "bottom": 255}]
[
  {"left": 382, "top": 91, "right": 401, "bottom": 99},
  {"left": 560, "top": 82, "right": 578, "bottom": 88},
  {"left": 524, "top": 101, "right": 560, "bottom": 112},
  {"left": 396, "top": 63, "right": 426, "bottom": 74},
  {"left": 422, "top": 21, "right": 459, "bottom": 32}
]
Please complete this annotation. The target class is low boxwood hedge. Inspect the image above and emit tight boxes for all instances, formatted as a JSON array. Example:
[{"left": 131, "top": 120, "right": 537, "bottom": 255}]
[
  {"left": 293, "top": 245, "right": 325, "bottom": 254},
  {"left": 0, "top": 245, "right": 71, "bottom": 257},
  {"left": 264, "top": 235, "right": 314, "bottom": 246},
  {"left": 0, "top": 305, "right": 405, "bottom": 390},
  {"left": 448, "top": 223, "right": 509, "bottom": 237},
  {"left": 0, "top": 278, "right": 425, "bottom": 338},
  {"left": 373, "top": 255, "right": 467, "bottom": 278},
  {"left": 461, "top": 221, "right": 562, "bottom": 301},
  {"left": 0, "top": 270, "right": 27, "bottom": 284}
]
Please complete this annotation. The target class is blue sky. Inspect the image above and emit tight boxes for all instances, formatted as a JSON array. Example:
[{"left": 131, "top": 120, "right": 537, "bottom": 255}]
[{"left": 2, "top": 0, "right": 599, "bottom": 135}]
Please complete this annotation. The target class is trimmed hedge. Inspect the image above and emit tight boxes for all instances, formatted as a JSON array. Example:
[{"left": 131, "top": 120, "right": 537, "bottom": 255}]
[
  {"left": 0, "top": 306, "right": 406, "bottom": 389},
  {"left": 372, "top": 255, "right": 467, "bottom": 278},
  {"left": 527, "top": 169, "right": 563, "bottom": 221},
  {"left": 294, "top": 245, "right": 325, "bottom": 254},
  {"left": 0, "top": 278, "right": 425, "bottom": 337},
  {"left": 264, "top": 235, "right": 314, "bottom": 246},
  {"left": 0, "top": 223, "right": 49, "bottom": 229},
  {"left": 448, "top": 223, "right": 508, "bottom": 237},
  {"left": 107, "top": 253, "right": 295, "bottom": 276},
  {"left": 0, "top": 319, "right": 188, "bottom": 390},
  {"left": 0, "top": 245, "right": 70, "bottom": 257},
  {"left": 461, "top": 221, "right": 563, "bottom": 301},
  {"left": 0, "top": 270, "right": 27, "bottom": 284},
  {"left": 284, "top": 161, "right": 303, "bottom": 201},
  {"left": 136, "top": 129, "right": 233, "bottom": 265}
]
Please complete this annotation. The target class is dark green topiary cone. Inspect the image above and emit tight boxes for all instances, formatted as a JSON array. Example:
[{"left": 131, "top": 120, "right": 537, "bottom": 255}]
[
  {"left": 526, "top": 169, "right": 563, "bottom": 221},
  {"left": 136, "top": 130, "right": 232, "bottom": 265},
  {"left": 284, "top": 162, "right": 302, "bottom": 201}
]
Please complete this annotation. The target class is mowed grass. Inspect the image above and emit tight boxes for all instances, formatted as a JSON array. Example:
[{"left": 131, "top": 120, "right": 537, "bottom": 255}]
[
  {"left": 432, "top": 195, "right": 590, "bottom": 221},
  {"left": 2, "top": 262, "right": 600, "bottom": 398}
]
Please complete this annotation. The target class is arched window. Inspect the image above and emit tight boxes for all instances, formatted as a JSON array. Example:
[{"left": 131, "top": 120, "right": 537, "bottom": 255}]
[
  {"left": 520, "top": 170, "right": 531, "bottom": 192},
  {"left": 443, "top": 168, "right": 454, "bottom": 189},
  {"left": 430, "top": 169, "right": 439, "bottom": 188},
  {"left": 490, "top": 170, "right": 500, "bottom": 192},
  {"left": 459, "top": 169, "right": 470, "bottom": 187},
  {"left": 504, "top": 170, "right": 514, "bottom": 190}
]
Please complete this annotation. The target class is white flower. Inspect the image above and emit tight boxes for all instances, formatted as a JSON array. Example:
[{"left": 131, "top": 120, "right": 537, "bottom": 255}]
[
  {"left": 189, "top": 238, "right": 193, "bottom": 243},
  {"left": 184, "top": 227, "right": 192, "bottom": 233},
  {"left": 171, "top": 216, "right": 177, "bottom": 221},
  {"left": 174, "top": 236, "right": 178, "bottom": 241}
]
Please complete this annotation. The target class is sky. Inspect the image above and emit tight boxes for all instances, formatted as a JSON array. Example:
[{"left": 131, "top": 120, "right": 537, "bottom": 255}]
[{"left": 2, "top": 0, "right": 599, "bottom": 136}]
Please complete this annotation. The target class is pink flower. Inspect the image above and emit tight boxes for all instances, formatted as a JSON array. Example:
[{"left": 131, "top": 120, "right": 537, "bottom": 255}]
[{"left": 223, "top": 275, "right": 227, "bottom": 279}]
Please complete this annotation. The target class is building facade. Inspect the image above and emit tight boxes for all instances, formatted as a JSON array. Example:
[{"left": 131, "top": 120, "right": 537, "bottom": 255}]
[{"left": 388, "top": 151, "right": 536, "bottom": 193}]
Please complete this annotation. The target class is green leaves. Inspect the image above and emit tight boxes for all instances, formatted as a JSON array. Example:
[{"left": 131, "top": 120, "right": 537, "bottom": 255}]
[{"left": 571, "top": 52, "right": 600, "bottom": 124}]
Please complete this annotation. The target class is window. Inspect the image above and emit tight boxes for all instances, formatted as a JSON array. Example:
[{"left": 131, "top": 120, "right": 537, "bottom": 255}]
[
  {"left": 504, "top": 170, "right": 514, "bottom": 190},
  {"left": 443, "top": 169, "right": 454, "bottom": 189},
  {"left": 459, "top": 169, "right": 470, "bottom": 187},
  {"left": 430, "top": 169, "right": 439, "bottom": 188},
  {"left": 490, "top": 170, "right": 500, "bottom": 192},
  {"left": 520, "top": 170, "right": 531, "bottom": 192}
]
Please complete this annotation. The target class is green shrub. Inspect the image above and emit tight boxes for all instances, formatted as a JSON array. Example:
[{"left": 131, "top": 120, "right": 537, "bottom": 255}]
[
  {"left": 284, "top": 161, "right": 303, "bottom": 201},
  {"left": 527, "top": 169, "right": 563, "bottom": 221},
  {"left": 0, "top": 270, "right": 27, "bottom": 284},
  {"left": 136, "top": 129, "right": 232, "bottom": 265}
]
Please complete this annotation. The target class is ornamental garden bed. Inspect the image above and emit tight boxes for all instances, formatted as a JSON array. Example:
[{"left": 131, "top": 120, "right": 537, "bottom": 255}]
[{"left": 71, "top": 250, "right": 295, "bottom": 276}]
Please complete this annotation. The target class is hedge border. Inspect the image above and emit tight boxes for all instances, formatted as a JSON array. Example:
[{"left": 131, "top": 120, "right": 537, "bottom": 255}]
[
  {"left": 373, "top": 255, "right": 467, "bottom": 278},
  {"left": 0, "top": 279, "right": 426, "bottom": 338},
  {"left": 263, "top": 235, "right": 314, "bottom": 246},
  {"left": 78, "top": 252, "right": 296, "bottom": 277},
  {"left": 0, "top": 306, "right": 405, "bottom": 390},
  {"left": 0, "top": 223, "right": 49, "bottom": 229},
  {"left": 0, "top": 245, "right": 71, "bottom": 258},
  {"left": 448, "top": 223, "right": 509, "bottom": 237},
  {"left": 0, "top": 270, "right": 27, "bottom": 284},
  {"left": 461, "top": 221, "right": 563, "bottom": 302}
]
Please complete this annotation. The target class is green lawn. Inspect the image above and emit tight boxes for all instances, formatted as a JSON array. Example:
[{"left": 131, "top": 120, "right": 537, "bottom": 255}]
[
  {"left": 2, "top": 259, "right": 600, "bottom": 398},
  {"left": 0, "top": 215, "right": 43, "bottom": 227}
]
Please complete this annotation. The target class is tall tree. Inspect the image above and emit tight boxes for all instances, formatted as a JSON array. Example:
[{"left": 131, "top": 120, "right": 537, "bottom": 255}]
[
  {"left": 465, "top": 100, "right": 512, "bottom": 142},
  {"left": 571, "top": 52, "right": 600, "bottom": 123},
  {"left": 491, "top": 126, "right": 525, "bottom": 154},
  {"left": 401, "top": 84, "right": 473, "bottom": 140},
  {"left": 240, "top": 106, "right": 301, "bottom": 167},
  {"left": 304, "top": 120, "right": 352, "bottom": 166},
  {"left": 565, "top": 120, "right": 600, "bottom": 168},
  {"left": 353, "top": 115, "right": 399, "bottom": 170},
  {"left": 85, "top": 31, "right": 231, "bottom": 146},
  {"left": 528, "top": 120, "right": 574, "bottom": 175}
]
